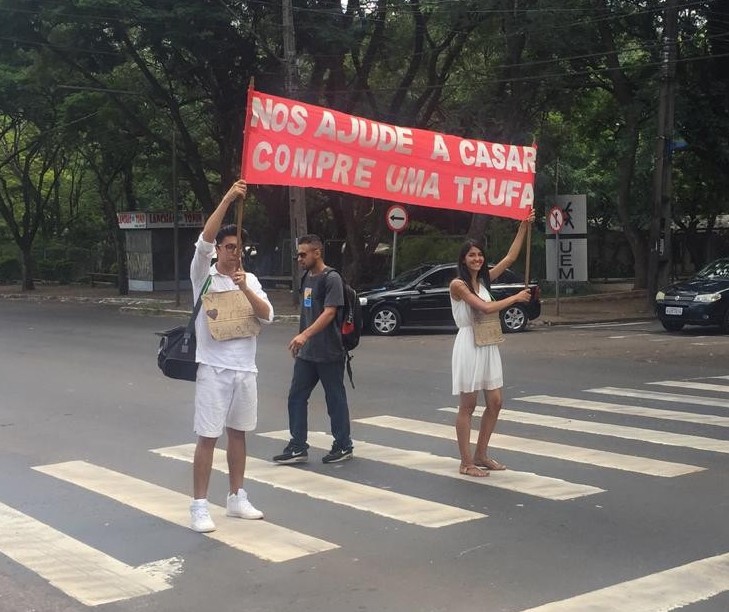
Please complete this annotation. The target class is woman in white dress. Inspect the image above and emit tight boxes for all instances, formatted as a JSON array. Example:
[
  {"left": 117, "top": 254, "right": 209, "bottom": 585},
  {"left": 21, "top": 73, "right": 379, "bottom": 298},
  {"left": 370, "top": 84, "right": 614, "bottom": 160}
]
[{"left": 449, "top": 212, "right": 534, "bottom": 477}]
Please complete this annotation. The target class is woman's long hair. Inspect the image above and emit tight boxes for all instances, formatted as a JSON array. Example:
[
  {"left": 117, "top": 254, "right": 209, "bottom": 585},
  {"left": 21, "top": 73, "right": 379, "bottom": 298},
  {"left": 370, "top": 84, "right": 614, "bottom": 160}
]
[{"left": 456, "top": 239, "right": 490, "bottom": 295}]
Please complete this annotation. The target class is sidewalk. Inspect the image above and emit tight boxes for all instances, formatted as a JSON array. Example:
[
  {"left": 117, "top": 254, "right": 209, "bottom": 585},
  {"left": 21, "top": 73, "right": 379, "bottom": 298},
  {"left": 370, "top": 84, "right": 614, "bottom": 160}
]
[
  {"left": 0, "top": 282, "right": 655, "bottom": 325},
  {"left": 537, "top": 289, "right": 653, "bottom": 326}
]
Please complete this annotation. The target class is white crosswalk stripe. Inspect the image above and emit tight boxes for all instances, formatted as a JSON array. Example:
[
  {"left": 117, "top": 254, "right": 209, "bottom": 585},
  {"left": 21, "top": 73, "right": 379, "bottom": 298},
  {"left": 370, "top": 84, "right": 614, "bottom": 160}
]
[
  {"left": 6, "top": 374, "right": 729, "bottom": 608},
  {"left": 439, "top": 407, "right": 729, "bottom": 454},
  {"left": 521, "top": 551, "right": 729, "bottom": 611},
  {"left": 588, "top": 386, "right": 729, "bottom": 408},
  {"left": 516, "top": 395, "right": 729, "bottom": 427},
  {"left": 356, "top": 415, "right": 702, "bottom": 477},
  {"left": 647, "top": 379, "right": 729, "bottom": 393},
  {"left": 257, "top": 430, "right": 604, "bottom": 501},
  {"left": 152, "top": 444, "right": 485, "bottom": 527},
  {"left": 0, "top": 501, "right": 175, "bottom": 606},
  {"left": 33, "top": 460, "right": 338, "bottom": 562}
]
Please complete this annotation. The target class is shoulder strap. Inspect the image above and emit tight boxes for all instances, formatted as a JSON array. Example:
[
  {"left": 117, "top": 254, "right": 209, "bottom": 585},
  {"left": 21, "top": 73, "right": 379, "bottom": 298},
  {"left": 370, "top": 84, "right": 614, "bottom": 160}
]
[
  {"left": 322, "top": 268, "right": 345, "bottom": 308},
  {"left": 345, "top": 352, "right": 354, "bottom": 389},
  {"left": 187, "top": 276, "right": 211, "bottom": 333},
  {"left": 300, "top": 268, "right": 338, "bottom": 296}
]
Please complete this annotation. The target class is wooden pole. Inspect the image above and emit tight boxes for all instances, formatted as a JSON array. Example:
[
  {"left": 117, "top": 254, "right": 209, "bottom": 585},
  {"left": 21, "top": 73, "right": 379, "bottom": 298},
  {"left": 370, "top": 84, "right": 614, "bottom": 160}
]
[
  {"left": 172, "top": 128, "right": 180, "bottom": 306},
  {"left": 524, "top": 222, "right": 532, "bottom": 288},
  {"left": 236, "top": 199, "right": 245, "bottom": 270}
]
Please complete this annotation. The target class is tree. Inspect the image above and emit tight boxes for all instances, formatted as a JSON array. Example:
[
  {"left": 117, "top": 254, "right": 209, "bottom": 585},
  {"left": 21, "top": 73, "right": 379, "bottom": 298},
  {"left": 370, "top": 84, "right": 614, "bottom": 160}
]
[{"left": 0, "top": 116, "right": 63, "bottom": 289}]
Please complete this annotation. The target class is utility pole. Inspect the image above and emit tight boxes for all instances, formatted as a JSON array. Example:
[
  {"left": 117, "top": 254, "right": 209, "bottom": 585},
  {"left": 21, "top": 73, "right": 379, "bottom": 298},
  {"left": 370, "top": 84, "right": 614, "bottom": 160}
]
[
  {"left": 647, "top": 0, "right": 678, "bottom": 306},
  {"left": 172, "top": 128, "right": 180, "bottom": 306},
  {"left": 282, "top": 0, "right": 307, "bottom": 303}
]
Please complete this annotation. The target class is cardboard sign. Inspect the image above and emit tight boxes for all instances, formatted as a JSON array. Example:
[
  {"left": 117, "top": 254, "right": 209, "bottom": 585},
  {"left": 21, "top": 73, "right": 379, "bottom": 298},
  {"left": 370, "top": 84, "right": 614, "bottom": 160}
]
[{"left": 202, "top": 291, "right": 261, "bottom": 341}]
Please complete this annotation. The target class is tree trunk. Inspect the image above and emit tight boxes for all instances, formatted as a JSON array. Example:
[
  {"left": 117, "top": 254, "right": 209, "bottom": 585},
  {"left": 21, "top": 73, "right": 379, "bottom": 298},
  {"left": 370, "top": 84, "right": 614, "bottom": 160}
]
[
  {"left": 611, "top": 108, "right": 647, "bottom": 290},
  {"left": 99, "top": 194, "right": 129, "bottom": 296},
  {"left": 20, "top": 243, "right": 35, "bottom": 291},
  {"left": 467, "top": 215, "right": 488, "bottom": 242}
]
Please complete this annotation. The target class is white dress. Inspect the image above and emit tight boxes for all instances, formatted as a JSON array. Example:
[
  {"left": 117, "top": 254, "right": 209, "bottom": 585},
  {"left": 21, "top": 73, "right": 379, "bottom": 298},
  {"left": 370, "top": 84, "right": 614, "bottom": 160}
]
[{"left": 451, "top": 284, "right": 503, "bottom": 394}]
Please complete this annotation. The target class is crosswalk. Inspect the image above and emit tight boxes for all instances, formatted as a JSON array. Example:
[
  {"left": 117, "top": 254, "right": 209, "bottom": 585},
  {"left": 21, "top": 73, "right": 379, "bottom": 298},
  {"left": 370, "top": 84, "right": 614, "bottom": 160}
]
[
  {"left": 33, "top": 461, "right": 338, "bottom": 562},
  {"left": 2, "top": 373, "right": 729, "bottom": 609}
]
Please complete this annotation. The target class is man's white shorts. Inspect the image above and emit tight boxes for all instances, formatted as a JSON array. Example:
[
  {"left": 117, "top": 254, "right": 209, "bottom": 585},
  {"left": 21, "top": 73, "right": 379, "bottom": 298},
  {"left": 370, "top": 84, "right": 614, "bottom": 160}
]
[{"left": 194, "top": 364, "right": 257, "bottom": 437}]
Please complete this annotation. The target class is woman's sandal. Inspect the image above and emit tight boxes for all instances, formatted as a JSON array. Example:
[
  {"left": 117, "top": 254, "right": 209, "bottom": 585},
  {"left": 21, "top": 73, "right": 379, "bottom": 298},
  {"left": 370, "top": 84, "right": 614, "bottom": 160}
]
[
  {"left": 459, "top": 464, "right": 489, "bottom": 478},
  {"left": 475, "top": 457, "right": 506, "bottom": 471}
]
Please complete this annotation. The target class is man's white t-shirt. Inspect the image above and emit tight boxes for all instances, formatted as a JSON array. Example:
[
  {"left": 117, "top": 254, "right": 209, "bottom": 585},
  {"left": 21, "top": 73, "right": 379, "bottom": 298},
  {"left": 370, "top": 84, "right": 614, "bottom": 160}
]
[{"left": 190, "top": 234, "right": 273, "bottom": 372}]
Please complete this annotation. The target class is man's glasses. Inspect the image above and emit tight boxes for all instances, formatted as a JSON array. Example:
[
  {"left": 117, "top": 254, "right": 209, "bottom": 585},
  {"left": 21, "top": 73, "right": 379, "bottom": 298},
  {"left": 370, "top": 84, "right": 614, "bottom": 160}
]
[{"left": 219, "top": 244, "right": 240, "bottom": 253}]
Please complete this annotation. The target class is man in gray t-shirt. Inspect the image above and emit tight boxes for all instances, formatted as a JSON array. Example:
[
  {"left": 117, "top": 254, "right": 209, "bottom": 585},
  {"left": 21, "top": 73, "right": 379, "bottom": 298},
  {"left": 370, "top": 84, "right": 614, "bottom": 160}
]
[
  {"left": 273, "top": 234, "right": 353, "bottom": 465},
  {"left": 297, "top": 270, "right": 345, "bottom": 362}
]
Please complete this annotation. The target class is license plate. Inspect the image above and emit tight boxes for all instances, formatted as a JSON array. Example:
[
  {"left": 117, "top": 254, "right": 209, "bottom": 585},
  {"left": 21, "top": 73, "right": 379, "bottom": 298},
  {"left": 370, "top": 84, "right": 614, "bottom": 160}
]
[{"left": 665, "top": 306, "right": 683, "bottom": 316}]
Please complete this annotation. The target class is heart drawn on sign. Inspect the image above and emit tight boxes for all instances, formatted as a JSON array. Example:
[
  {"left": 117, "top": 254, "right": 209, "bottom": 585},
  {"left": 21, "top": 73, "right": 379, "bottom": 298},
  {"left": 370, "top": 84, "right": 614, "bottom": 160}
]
[{"left": 206, "top": 309, "right": 219, "bottom": 320}]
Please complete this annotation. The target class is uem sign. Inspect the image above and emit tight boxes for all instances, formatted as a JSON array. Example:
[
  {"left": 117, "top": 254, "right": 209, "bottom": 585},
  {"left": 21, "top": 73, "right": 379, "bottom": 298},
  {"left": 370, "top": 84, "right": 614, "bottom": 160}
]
[{"left": 545, "top": 195, "right": 588, "bottom": 282}]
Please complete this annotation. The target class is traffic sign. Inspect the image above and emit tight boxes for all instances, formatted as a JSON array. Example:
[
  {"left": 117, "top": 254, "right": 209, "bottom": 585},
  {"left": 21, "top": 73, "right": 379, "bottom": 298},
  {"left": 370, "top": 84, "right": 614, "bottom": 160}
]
[
  {"left": 548, "top": 206, "right": 564, "bottom": 233},
  {"left": 386, "top": 205, "right": 409, "bottom": 233}
]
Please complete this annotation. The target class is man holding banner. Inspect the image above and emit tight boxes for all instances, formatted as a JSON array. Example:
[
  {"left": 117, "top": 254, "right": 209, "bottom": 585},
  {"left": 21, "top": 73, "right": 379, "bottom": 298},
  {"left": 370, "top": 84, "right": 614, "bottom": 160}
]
[{"left": 188, "top": 180, "right": 274, "bottom": 533}]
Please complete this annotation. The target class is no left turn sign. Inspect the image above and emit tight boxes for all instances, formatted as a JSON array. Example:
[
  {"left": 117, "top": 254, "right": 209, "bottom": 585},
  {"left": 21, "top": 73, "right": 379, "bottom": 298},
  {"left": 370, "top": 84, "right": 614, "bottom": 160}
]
[
  {"left": 386, "top": 205, "right": 409, "bottom": 233},
  {"left": 548, "top": 206, "right": 564, "bottom": 233}
]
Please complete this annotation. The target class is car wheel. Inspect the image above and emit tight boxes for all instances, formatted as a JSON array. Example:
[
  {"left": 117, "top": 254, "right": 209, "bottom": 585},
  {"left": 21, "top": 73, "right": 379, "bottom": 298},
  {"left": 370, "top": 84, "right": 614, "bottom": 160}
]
[
  {"left": 501, "top": 304, "right": 528, "bottom": 332},
  {"left": 661, "top": 320, "right": 685, "bottom": 332},
  {"left": 370, "top": 305, "right": 402, "bottom": 336}
]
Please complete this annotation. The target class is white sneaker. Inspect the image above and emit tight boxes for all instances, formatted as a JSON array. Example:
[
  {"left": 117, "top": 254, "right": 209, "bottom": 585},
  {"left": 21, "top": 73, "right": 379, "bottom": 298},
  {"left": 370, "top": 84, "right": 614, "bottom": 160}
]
[
  {"left": 226, "top": 489, "right": 263, "bottom": 520},
  {"left": 190, "top": 501, "right": 216, "bottom": 533}
]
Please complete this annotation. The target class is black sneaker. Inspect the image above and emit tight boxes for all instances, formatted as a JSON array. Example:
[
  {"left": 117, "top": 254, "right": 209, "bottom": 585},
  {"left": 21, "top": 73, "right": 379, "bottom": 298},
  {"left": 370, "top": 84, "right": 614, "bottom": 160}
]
[
  {"left": 273, "top": 444, "right": 308, "bottom": 464},
  {"left": 322, "top": 445, "right": 353, "bottom": 464}
]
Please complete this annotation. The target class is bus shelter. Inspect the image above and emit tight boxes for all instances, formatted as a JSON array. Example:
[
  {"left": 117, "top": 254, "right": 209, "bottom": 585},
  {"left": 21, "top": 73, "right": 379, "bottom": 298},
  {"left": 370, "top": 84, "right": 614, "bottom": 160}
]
[{"left": 117, "top": 211, "right": 203, "bottom": 291}]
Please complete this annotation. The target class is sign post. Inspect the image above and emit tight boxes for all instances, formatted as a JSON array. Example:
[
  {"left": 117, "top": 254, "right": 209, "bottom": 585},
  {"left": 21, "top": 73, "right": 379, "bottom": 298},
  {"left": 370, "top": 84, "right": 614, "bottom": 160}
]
[
  {"left": 548, "top": 206, "right": 565, "bottom": 316},
  {"left": 545, "top": 195, "right": 588, "bottom": 316},
  {"left": 386, "top": 205, "right": 409, "bottom": 279}
]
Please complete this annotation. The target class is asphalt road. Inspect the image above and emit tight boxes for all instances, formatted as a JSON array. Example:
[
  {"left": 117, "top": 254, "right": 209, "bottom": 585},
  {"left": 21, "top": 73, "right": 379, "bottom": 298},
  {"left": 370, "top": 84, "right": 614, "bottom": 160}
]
[{"left": 1, "top": 301, "right": 728, "bottom": 612}]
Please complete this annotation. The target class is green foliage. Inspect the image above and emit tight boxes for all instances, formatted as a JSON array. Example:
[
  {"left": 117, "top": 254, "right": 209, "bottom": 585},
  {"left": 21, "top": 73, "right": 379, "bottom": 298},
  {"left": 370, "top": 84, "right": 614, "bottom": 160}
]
[
  {"left": 0, "top": 257, "right": 21, "bottom": 282},
  {"left": 36, "top": 259, "right": 74, "bottom": 284},
  {"left": 0, "top": 0, "right": 725, "bottom": 288},
  {"left": 396, "top": 234, "right": 462, "bottom": 274}
]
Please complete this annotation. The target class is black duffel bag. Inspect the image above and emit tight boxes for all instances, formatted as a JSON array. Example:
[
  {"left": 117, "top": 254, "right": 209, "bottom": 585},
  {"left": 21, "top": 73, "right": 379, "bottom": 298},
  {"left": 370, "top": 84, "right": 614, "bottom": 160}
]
[
  {"left": 156, "top": 280, "right": 208, "bottom": 382},
  {"left": 156, "top": 325, "right": 198, "bottom": 381}
]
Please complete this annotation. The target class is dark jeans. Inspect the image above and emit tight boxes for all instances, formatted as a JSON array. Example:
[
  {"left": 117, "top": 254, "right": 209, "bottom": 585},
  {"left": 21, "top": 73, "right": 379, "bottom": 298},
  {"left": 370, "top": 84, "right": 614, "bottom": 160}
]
[{"left": 287, "top": 357, "right": 352, "bottom": 451}]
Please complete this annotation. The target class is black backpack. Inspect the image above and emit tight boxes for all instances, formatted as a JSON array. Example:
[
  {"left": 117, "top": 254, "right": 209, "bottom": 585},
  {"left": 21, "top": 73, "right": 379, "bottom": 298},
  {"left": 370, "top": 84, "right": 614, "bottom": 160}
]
[{"left": 300, "top": 268, "right": 363, "bottom": 387}]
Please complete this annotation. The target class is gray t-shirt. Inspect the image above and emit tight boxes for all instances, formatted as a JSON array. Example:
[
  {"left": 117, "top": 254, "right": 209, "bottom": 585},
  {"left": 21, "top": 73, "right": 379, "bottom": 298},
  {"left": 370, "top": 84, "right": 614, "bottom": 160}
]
[{"left": 298, "top": 267, "right": 345, "bottom": 362}]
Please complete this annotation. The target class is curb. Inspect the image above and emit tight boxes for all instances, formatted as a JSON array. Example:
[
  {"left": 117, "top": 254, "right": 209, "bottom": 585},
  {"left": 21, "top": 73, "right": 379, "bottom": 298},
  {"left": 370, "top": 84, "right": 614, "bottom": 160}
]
[
  {"left": 540, "top": 289, "right": 647, "bottom": 304},
  {"left": 535, "top": 316, "right": 655, "bottom": 327},
  {"left": 0, "top": 294, "right": 301, "bottom": 323},
  {"left": 119, "top": 305, "right": 301, "bottom": 323}
]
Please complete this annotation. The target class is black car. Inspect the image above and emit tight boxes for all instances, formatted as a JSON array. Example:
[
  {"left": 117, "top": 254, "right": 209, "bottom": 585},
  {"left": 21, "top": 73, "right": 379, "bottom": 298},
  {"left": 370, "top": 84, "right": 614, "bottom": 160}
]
[
  {"left": 655, "top": 257, "right": 729, "bottom": 332},
  {"left": 358, "top": 263, "right": 541, "bottom": 336}
]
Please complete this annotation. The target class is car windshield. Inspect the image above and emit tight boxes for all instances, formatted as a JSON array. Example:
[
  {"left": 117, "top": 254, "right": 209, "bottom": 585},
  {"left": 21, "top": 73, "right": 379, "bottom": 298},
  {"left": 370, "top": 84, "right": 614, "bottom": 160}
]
[
  {"left": 386, "top": 264, "right": 436, "bottom": 288},
  {"left": 695, "top": 259, "right": 729, "bottom": 280}
]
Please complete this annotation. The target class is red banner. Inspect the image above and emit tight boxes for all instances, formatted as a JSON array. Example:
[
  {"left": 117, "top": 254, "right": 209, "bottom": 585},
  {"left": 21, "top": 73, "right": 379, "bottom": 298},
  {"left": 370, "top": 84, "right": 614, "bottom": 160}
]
[{"left": 241, "top": 89, "right": 536, "bottom": 220}]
